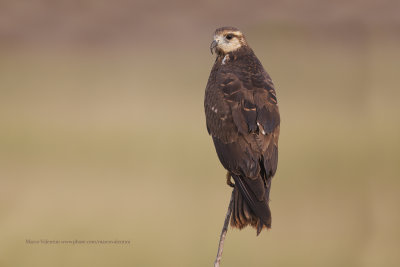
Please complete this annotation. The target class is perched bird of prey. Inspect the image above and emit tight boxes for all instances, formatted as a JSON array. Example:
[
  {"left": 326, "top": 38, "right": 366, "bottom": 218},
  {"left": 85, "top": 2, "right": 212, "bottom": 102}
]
[{"left": 205, "top": 27, "right": 280, "bottom": 235}]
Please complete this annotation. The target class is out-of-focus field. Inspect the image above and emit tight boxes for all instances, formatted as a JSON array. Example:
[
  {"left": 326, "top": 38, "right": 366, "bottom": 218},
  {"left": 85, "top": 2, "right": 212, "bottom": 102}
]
[{"left": 1, "top": 2, "right": 400, "bottom": 266}]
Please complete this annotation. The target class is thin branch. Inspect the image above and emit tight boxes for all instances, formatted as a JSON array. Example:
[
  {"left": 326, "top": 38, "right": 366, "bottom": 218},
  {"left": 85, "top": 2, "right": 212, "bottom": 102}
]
[{"left": 214, "top": 190, "right": 234, "bottom": 267}]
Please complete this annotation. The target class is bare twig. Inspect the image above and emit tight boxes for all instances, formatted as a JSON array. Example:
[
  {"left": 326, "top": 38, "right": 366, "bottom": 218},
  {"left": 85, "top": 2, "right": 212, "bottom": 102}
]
[{"left": 214, "top": 190, "right": 234, "bottom": 267}]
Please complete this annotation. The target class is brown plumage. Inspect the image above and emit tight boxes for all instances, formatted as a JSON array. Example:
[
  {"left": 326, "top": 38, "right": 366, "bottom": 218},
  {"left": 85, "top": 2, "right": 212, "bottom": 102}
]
[{"left": 205, "top": 27, "right": 280, "bottom": 235}]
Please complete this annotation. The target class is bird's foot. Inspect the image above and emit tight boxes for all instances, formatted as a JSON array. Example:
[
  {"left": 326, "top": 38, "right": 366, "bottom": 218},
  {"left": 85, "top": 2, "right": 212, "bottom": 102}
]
[{"left": 226, "top": 172, "right": 235, "bottom": 187}]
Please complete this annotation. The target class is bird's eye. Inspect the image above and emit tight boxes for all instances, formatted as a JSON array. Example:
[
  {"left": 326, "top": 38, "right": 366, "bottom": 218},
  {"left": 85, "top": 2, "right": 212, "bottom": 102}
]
[{"left": 226, "top": 34, "right": 233, "bottom": 40}]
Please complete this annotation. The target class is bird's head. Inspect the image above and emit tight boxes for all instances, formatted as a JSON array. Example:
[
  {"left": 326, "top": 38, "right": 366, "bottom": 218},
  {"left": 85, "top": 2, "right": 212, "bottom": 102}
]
[{"left": 210, "top": 27, "right": 247, "bottom": 56}]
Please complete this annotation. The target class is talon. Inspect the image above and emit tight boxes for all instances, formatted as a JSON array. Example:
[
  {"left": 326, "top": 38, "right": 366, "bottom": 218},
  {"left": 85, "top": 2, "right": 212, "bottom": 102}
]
[{"left": 226, "top": 172, "right": 235, "bottom": 187}]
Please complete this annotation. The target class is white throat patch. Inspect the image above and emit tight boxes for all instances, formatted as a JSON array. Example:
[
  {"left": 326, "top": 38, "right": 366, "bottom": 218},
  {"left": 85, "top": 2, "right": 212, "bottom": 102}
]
[{"left": 222, "top": 55, "right": 228, "bottom": 65}]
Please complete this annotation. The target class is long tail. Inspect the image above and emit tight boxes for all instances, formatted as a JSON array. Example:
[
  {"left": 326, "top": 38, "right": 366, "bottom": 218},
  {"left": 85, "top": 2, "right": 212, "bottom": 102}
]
[{"left": 230, "top": 174, "right": 271, "bottom": 235}]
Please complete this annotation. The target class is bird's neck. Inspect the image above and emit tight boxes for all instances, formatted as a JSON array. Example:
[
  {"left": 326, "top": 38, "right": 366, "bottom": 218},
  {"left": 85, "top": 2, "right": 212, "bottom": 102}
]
[{"left": 216, "top": 46, "right": 253, "bottom": 63}]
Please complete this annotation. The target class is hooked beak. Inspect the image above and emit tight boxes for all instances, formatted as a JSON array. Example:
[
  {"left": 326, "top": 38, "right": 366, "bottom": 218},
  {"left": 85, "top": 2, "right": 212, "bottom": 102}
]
[{"left": 210, "top": 40, "right": 218, "bottom": 54}]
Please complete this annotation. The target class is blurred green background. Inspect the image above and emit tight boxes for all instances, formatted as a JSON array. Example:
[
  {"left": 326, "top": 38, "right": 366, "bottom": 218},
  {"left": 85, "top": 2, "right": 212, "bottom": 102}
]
[{"left": 1, "top": 1, "right": 399, "bottom": 266}]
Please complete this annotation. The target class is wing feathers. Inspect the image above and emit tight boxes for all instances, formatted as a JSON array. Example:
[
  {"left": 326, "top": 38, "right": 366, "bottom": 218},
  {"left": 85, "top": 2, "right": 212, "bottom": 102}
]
[
  {"left": 243, "top": 100, "right": 258, "bottom": 132},
  {"left": 231, "top": 102, "right": 248, "bottom": 134},
  {"left": 257, "top": 106, "right": 280, "bottom": 134}
]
